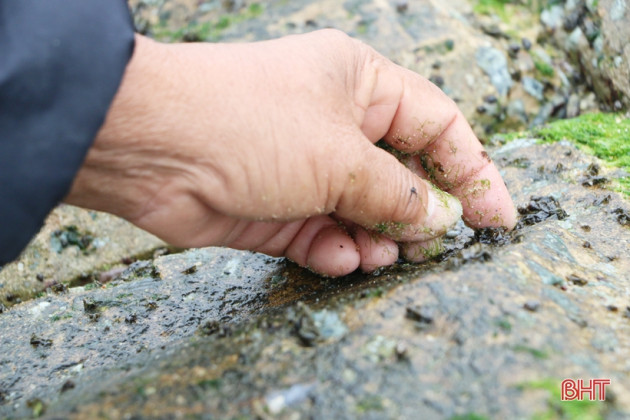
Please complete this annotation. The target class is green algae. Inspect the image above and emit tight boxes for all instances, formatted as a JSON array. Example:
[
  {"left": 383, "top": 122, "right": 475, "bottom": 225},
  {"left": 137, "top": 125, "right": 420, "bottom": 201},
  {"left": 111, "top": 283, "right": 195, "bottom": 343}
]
[
  {"left": 533, "top": 113, "right": 630, "bottom": 197},
  {"left": 421, "top": 239, "right": 444, "bottom": 259},
  {"left": 512, "top": 344, "right": 548, "bottom": 359},
  {"left": 494, "top": 113, "right": 630, "bottom": 197},
  {"left": 518, "top": 378, "right": 605, "bottom": 420},
  {"left": 450, "top": 415, "right": 489, "bottom": 420},
  {"left": 473, "top": 0, "right": 512, "bottom": 20},
  {"left": 374, "top": 221, "right": 408, "bottom": 237},
  {"left": 534, "top": 59, "right": 555, "bottom": 78},
  {"left": 152, "top": 3, "right": 264, "bottom": 42}
]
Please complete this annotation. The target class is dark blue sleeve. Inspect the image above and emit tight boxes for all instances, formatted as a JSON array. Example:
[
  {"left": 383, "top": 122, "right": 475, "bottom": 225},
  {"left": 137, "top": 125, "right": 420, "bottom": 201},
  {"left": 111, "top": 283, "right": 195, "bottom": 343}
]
[{"left": 0, "top": 0, "right": 135, "bottom": 264}]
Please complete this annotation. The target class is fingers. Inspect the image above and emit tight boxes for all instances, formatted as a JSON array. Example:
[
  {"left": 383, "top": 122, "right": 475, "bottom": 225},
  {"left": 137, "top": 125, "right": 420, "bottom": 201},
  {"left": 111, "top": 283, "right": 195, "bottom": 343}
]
[
  {"left": 284, "top": 216, "right": 359, "bottom": 277},
  {"left": 307, "top": 225, "right": 361, "bottom": 277},
  {"left": 362, "top": 57, "right": 517, "bottom": 230},
  {"left": 282, "top": 216, "right": 399, "bottom": 276},
  {"left": 351, "top": 225, "right": 399, "bottom": 272},
  {"left": 401, "top": 238, "right": 443, "bottom": 263},
  {"left": 335, "top": 143, "right": 463, "bottom": 242}
]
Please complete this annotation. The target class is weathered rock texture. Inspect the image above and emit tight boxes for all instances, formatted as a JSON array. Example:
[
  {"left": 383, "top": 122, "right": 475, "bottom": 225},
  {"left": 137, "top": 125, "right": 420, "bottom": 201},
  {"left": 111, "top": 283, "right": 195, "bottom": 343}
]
[
  {"left": 129, "top": 0, "right": 603, "bottom": 136},
  {"left": 544, "top": 0, "right": 630, "bottom": 110},
  {"left": 0, "top": 206, "right": 166, "bottom": 308},
  {"left": 1, "top": 1, "right": 628, "bottom": 418},
  {"left": 1, "top": 138, "right": 629, "bottom": 419},
  {"left": 3, "top": 0, "right": 618, "bottom": 305}
]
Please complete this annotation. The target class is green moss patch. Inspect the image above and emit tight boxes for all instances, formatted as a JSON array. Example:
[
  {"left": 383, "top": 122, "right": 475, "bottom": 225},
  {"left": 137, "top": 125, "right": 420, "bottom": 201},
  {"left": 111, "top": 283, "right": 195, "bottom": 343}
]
[
  {"left": 473, "top": 0, "right": 512, "bottom": 20},
  {"left": 153, "top": 2, "right": 265, "bottom": 42},
  {"left": 518, "top": 378, "right": 605, "bottom": 420},
  {"left": 449, "top": 415, "right": 489, "bottom": 420},
  {"left": 532, "top": 113, "right": 630, "bottom": 197}
]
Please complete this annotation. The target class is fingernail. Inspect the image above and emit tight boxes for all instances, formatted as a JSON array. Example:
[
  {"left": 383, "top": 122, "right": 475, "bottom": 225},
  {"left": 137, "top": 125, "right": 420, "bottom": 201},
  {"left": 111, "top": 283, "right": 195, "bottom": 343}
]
[
  {"left": 371, "top": 185, "right": 462, "bottom": 242},
  {"left": 423, "top": 184, "right": 462, "bottom": 236}
]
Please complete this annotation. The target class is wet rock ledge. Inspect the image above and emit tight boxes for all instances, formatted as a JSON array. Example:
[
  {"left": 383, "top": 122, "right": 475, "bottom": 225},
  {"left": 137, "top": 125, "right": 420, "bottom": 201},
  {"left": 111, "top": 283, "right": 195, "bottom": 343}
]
[{"left": 1, "top": 135, "right": 629, "bottom": 419}]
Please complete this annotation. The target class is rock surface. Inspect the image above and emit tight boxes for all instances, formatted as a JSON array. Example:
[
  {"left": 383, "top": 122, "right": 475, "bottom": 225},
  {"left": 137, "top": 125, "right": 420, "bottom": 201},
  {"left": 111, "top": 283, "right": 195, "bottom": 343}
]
[
  {"left": 1, "top": 1, "right": 629, "bottom": 419},
  {"left": 0, "top": 206, "right": 167, "bottom": 308},
  {"left": 544, "top": 0, "right": 630, "bottom": 110},
  {"left": 2, "top": 137, "right": 629, "bottom": 419},
  {"left": 129, "top": 0, "right": 606, "bottom": 136},
  {"left": 4, "top": 0, "right": 621, "bottom": 304}
]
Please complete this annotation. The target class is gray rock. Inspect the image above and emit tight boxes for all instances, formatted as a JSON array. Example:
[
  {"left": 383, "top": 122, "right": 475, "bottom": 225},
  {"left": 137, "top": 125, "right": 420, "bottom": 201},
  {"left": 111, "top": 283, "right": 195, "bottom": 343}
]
[
  {"left": 506, "top": 99, "right": 528, "bottom": 123},
  {"left": 4, "top": 129, "right": 630, "bottom": 419},
  {"left": 0, "top": 205, "right": 166, "bottom": 307},
  {"left": 548, "top": 0, "right": 630, "bottom": 108},
  {"left": 610, "top": 0, "right": 628, "bottom": 21},
  {"left": 3, "top": 1, "right": 629, "bottom": 418},
  {"left": 566, "top": 93, "right": 581, "bottom": 118},
  {"left": 475, "top": 46, "right": 513, "bottom": 97},
  {"left": 614, "top": 55, "right": 624, "bottom": 67},
  {"left": 565, "top": 26, "right": 586, "bottom": 52},
  {"left": 541, "top": 5, "right": 565, "bottom": 31},
  {"left": 522, "top": 76, "right": 545, "bottom": 101},
  {"left": 532, "top": 102, "right": 555, "bottom": 126}
]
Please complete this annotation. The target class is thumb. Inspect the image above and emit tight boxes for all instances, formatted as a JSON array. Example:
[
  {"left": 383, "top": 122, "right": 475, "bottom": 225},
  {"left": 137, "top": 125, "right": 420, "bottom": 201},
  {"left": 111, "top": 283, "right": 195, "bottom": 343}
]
[{"left": 335, "top": 144, "right": 462, "bottom": 242}]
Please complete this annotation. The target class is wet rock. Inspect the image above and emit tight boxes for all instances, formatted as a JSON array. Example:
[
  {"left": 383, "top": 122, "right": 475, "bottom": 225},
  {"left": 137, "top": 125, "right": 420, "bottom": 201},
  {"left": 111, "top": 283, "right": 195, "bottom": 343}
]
[
  {"left": 507, "top": 42, "right": 520, "bottom": 58},
  {"left": 30, "top": 334, "right": 53, "bottom": 348},
  {"left": 197, "top": 320, "right": 231, "bottom": 337},
  {"left": 474, "top": 227, "right": 512, "bottom": 245},
  {"left": 613, "top": 207, "right": 630, "bottom": 226},
  {"left": 567, "top": 274, "right": 588, "bottom": 286},
  {"left": 523, "top": 300, "right": 541, "bottom": 311},
  {"left": 429, "top": 74, "right": 445, "bottom": 89},
  {"left": 4, "top": 138, "right": 630, "bottom": 419},
  {"left": 292, "top": 303, "right": 348, "bottom": 346},
  {"left": 0, "top": 205, "right": 166, "bottom": 307},
  {"left": 124, "top": 313, "right": 138, "bottom": 324},
  {"left": 118, "top": 260, "right": 161, "bottom": 281},
  {"left": 580, "top": 162, "right": 609, "bottom": 187},
  {"left": 60, "top": 380, "right": 75, "bottom": 393},
  {"left": 476, "top": 46, "right": 513, "bottom": 97},
  {"left": 395, "top": 0, "right": 408, "bottom": 14},
  {"left": 405, "top": 305, "right": 436, "bottom": 324},
  {"left": 265, "top": 383, "right": 315, "bottom": 414},
  {"left": 517, "top": 195, "right": 569, "bottom": 226},
  {"left": 1, "top": 2, "right": 630, "bottom": 418}
]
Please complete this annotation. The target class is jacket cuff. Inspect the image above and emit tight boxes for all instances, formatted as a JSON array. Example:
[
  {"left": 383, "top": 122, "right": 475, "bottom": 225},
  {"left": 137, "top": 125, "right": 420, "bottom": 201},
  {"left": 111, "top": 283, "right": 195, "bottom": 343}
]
[{"left": 0, "top": 0, "right": 135, "bottom": 264}]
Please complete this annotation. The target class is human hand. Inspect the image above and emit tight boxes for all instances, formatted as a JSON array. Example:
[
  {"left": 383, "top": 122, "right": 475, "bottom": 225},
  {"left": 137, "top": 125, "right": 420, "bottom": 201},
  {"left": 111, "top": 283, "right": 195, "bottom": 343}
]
[{"left": 66, "top": 30, "right": 516, "bottom": 277}]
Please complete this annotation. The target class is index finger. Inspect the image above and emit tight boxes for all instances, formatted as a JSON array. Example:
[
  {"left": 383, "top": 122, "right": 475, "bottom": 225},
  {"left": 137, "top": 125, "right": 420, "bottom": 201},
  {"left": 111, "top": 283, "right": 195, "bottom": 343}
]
[{"left": 360, "top": 59, "right": 517, "bottom": 229}]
